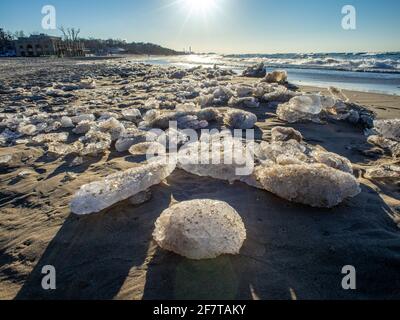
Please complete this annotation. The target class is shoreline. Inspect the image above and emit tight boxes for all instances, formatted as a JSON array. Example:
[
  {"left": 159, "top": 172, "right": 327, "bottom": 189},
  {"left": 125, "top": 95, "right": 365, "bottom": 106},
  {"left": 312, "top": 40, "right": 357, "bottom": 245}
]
[{"left": 1, "top": 55, "right": 400, "bottom": 95}]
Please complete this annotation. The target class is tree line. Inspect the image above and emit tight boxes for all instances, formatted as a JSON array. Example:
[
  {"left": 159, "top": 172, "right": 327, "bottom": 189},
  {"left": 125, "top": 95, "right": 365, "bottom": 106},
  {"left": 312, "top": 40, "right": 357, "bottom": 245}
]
[{"left": 0, "top": 27, "right": 183, "bottom": 56}]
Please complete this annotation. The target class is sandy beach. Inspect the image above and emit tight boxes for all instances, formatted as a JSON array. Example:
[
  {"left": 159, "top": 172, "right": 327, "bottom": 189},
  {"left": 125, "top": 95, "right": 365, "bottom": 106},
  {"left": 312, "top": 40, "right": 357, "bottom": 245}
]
[{"left": 0, "top": 57, "right": 399, "bottom": 300}]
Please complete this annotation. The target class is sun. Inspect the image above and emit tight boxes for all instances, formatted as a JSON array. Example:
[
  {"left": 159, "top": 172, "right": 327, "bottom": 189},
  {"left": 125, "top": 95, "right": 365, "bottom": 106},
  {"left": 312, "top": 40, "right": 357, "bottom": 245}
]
[{"left": 183, "top": 0, "right": 218, "bottom": 13}]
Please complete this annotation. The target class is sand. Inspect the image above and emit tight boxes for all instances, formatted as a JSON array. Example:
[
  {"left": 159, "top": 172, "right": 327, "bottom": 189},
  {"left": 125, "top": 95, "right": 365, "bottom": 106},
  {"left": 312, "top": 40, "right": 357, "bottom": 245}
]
[{"left": 0, "top": 58, "right": 399, "bottom": 300}]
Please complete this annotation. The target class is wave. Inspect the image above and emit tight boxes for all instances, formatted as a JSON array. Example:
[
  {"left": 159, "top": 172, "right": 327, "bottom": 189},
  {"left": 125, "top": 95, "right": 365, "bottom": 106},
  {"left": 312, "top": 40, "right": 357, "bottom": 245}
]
[{"left": 221, "top": 52, "right": 400, "bottom": 74}]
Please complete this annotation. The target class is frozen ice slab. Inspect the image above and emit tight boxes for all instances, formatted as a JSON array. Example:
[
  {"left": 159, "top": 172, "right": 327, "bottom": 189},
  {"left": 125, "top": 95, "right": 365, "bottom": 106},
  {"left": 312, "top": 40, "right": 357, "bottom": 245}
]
[
  {"left": 264, "top": 70, "right": 287, "bottom": 84},
  {"left": 373, "top": 119, "right": 400, "bottom": 142},
  {"left": 153, "top": 199, "right": 246, "bottom": 260},
  {"left": 277, "top": 94, "right": 323, "bottom": 123},
  {"left": 255, "top": 164, "right": 360, "bottom": 208},
  {"left": 178, "top": 133, "right": 255, "bottom": 182},
  {"left": 70, "top": 158, "right": 176, "bottom": 215}
]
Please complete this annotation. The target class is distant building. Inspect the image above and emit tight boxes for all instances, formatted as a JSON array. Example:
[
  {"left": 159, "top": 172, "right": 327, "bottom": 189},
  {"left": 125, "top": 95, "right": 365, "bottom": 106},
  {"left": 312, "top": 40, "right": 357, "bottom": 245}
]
[{"left": 14, "top": 34, "right": 85, "bottom": 57}]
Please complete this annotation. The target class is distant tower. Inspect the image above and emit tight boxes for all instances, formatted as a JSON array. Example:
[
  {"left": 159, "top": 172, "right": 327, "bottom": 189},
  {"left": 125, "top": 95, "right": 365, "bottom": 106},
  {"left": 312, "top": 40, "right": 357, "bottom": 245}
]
[{"left": 189, "top": 46, "right": 192, "bottom": 54}]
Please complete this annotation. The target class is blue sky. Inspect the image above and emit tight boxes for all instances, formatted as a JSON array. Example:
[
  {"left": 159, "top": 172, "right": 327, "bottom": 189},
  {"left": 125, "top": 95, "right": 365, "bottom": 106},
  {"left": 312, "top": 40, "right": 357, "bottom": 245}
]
[{"left": 1, "top": 0, "right": 399, "bottom": 53}]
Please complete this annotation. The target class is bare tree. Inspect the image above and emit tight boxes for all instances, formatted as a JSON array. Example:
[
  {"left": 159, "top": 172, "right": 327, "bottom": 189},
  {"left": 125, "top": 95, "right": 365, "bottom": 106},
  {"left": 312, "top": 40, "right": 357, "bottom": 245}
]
[{"left": 59, "top": 26, "right": 80, "bottom": 42}]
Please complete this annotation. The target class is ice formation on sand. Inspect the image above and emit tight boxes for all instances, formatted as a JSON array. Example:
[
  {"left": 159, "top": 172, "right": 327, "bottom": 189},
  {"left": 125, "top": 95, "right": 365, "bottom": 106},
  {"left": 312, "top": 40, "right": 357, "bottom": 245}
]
[
  {"left": 271, "top": 126, "right": 303, "bottom": 143},
  {"left": 73, "top": 120, "right": 95, "bottom": 134},
  {"left": 0, "top": 154, "right": 13, "bottom": 168},
  {"left": 255, "top": 164, "right": 361, "bottom": 208},
  {"left": 367, "top": 135, "right": 400, "bottom": 158},
  {"left": 79, "top": 78, "right": 96, "bottom": 90},
  {"left": 71, "top": 114, "right": 95, "bottom": 124},
  {"left": 129, "top": 142, "right": 166, "bottom": 157},
  {"left": 70, "top": 159, "right": 176, "bottom": 215},
  {"left": 178, "top": 133, "right": 254, "bottom": 182},
  {"left": 242, "top": 63, "right": 266, "bottom": 78},
  {"left": 18, "top": 124, "right": 37, "bottom": 136},
  {"left": 228, "top": 97, "right": 260, "bottom": 109},
  {"left": 61, "top": 116, "right": 74, "bottom": 128},
  {"left": 264, "top": 70, "right": 288, "bottom": 84},
  {"left": 373, "top": 119, "right": 400, "bottom": 142},
  {"left": 115, "top": 128, "right": 155, "bottom": 153},
  {"left": 122, "top": 109, "right": 142, "bottom": 122},
  {"left": 79, "top": 130, "right": 112, "bottom": 157},
  {"left": 276, "top": 94, "right": 323, "bottom": 123},
  {"left": 98, "top": 117, "right": 125, "bottom": 141},
  {"left": 153, "top": 199, "right": 246, "bottom": 260},
  {"left": 31, "top": 132, "right": 69, "bottom": 145},
  {"left": 46, "top": 141, "right": 83, "bottom": 157},
  {"left": 368, "top": 120, "right": 400, "bottom": 158},
  {"left": 365, "top": 164, "right": 400, "bottom": 180},
  {"left": 224, "top": 110, "right": 257, "bottom": 129},
  {"left": 310, "top": 150, "right": 353, "bottom": 174}
]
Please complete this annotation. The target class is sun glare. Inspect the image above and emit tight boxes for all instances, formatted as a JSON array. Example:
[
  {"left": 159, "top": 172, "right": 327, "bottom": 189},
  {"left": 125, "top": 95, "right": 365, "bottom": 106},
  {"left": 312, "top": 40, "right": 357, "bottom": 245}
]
[{"left": 183, "top": 0, "right": 217, "bottom": 14}]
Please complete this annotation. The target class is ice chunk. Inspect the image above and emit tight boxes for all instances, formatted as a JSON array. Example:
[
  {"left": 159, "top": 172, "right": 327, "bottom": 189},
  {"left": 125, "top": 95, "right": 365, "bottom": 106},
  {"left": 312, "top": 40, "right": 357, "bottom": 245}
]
[
  {"left": 329, "top": 86, "right": 349, "bottom": 102},
  {"left": 262, "top": 87, "right": 298, "bottom": 103},
  {"left": 178, "top": 133, "right": 254, "bottom": 182},
  {"left": 310, "top": 150, "right": 353, "bottom": 174},
  {"left": 71, "top": 114, "right": 95, "bottom": 124},
  {"left": 159, "top": 128, "right": 189, "bottom": 149},
  {"left": 197, "top": 107, "right": 222, "bottom": 122},
  {"left": 73, "top": 120, "right": 95, "bottom": 134},
  {"left": 70, "top": 159, "right": 176, "bottom": 215},
  {"left": 47, "top": 141, "right": 83, "bottom": 157},
  {"left": 197, "top": 94, "right": 214, "bottom": 108},
  {"left": 122, "top": 109, "right": 142, "bottom": 122},
  {"left": 365, "top": 164, "right": 400, "bottom": 180},
  {"left": 242, "top": 63, "right": 266, "bottom": 78},
  {"left": 213, "top": 86, "right": 235, "bottom": 103},
  {"left": 153, "top": 199, "right": 246, "bottom": 260},
  {"left": 224, "top": 110, "right": 257, "bottom": 129},
  {"left": 0, "top": 154, "right": 13, "bottom": 168},
  {"left": 289, "top": 95, "right": 322, "bottom": 114},
  {"left": 228, "top": 97, "right": 260, "bottom": 109},
  {"left": 258, "top": 140, "right": 309, "bottom": 164},
  {"left": 18, "top": 124, "right": 37, "bottom": 136},
  {"left": 176, "top": 102, "right": 200, "bottom": 113},
  {"left": 99, "top": 112, "right": 120, "bottom": 121},
  {"left": 255, "top": 164, "right": 361, "bottom": 208},
  {"left": 277, "top": 94, "right": 323, "bottom": 123},
  {"left": 143, "top": 109, "right": 158, "bottom": 122},
  {"left": 373, "top": 119, "right": 400, "bottom": 142},
  {"left": 61, "top": 116, "right": 74, "bottom": 128},
  {"left": 79, "top": 78, "right": 96, "bottom": 89},
  {"left": 79, "top": 130, "right": 112, "bottom": 157},
  {"left": 235, "top": 85, "right": 254, "bottom": 97},
  {"left": 264, "top": 70, "right": 287, "bottom": 84},
  {"left": 32, "top": 132, "right": 69, "bottom": 145},
  {"left": 367, "top": 135, "right": 400, "bottom": 158},
  {"left": 177, "top": 115, "right": 208, "bottom": 130},
  {"left": 115, "top": 128, "right": 157, "bottom": 153},
  {"left": 129, "top": 141, "right": 166, "bottom": 157},
  {"left": 144, "top": 98, "right": 160, "bottom": 110},
  {"left": 271, "top": 126, "right": 303, "bottom": 143},
  {"left": 98, "top": 117, "right": 125, "bottom": 141}
]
